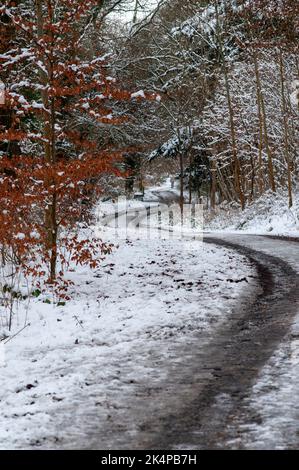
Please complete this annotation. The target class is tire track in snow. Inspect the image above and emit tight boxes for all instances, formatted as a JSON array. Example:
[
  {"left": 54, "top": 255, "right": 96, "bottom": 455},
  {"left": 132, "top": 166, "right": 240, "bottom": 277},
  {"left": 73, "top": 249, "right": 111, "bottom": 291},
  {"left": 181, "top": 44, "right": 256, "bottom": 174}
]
[{"left": 136, "top": 236, "right": 299, "bottom": 449}]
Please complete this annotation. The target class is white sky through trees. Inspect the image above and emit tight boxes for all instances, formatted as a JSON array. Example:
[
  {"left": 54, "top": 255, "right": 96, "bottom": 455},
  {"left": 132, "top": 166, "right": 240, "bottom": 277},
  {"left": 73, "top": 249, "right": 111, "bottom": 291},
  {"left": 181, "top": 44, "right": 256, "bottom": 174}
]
[{"left": 112, "top": 0, "right": 159, "bottom": 23}]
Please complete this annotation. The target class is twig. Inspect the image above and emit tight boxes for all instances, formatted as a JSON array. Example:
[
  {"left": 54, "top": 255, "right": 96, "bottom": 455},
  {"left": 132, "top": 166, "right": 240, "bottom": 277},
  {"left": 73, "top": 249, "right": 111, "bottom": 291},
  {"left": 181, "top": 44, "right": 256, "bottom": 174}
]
[
  {"left": 3, "top": 323, "right": 31, "bottom": 344},
  {"left": 73, "top": 315, "right": 84, "bottom": 329}
]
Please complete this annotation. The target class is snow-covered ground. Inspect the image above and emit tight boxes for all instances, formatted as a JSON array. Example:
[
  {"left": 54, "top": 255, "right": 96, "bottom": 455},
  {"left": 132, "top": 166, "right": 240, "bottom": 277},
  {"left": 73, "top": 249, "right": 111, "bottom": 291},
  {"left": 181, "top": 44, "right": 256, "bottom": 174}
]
[
  {"left": 205, "top": 190, "right": 299, "bottom": 237},
  {"left": 1, "top": 182, "right": 298, "bottom": 450},
  {"left": 239, "top": 331, "right": 299, "bottom": 450},
  {"left": 226, "top": 317, "right": 299, "bottom": 450},
  {"left": 208, "top": 233, "right": 299, "bottom": 450},
  {"left": 0, "top": 219, "right": 255, "bottom": 449},
  {"left": 204, "top": 189, "right": 299, "bottom": 449}
]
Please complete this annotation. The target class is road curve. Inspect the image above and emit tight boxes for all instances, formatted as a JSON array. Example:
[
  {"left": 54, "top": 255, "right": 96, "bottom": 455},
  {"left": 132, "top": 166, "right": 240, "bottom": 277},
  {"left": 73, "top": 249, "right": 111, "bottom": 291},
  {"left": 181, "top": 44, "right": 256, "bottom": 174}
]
[
  {"left": 134, "top": 234, "right": 299, "bottom": 449},
  {"left": 100, "top": 198, "right": 299, "bottom": 448}
]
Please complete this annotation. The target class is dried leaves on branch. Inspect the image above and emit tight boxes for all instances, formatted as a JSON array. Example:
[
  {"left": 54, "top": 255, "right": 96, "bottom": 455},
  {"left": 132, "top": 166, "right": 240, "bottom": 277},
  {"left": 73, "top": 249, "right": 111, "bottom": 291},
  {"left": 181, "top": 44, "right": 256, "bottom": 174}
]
[{"left": 0, "top": 0, "right": 155, "bottom": 296}]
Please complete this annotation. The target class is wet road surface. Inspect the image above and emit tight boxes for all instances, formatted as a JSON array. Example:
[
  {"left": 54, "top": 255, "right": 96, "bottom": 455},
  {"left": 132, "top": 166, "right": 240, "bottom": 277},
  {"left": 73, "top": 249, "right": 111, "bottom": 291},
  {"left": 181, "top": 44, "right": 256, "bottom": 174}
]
[{"left": 100, "top": 198, "right": 299, "bottom": 448}]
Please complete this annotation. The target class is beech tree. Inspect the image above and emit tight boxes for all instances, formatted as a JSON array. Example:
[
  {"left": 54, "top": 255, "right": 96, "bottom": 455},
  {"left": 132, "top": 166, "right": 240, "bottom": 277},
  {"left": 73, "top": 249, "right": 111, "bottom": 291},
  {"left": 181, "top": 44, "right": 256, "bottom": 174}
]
[{"left": 0, "top": 0, "right": 155, "bottom": 289}]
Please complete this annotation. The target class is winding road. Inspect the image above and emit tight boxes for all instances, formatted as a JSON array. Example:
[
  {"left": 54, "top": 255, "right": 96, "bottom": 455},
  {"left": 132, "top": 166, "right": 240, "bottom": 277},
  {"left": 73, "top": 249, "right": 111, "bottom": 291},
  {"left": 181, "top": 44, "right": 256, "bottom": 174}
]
[
  {"left": 100, "top": 191, "right": 299, "bottom": 449},
  {"left": 150, "top": 234, "right": 299, "bottom": 449}
]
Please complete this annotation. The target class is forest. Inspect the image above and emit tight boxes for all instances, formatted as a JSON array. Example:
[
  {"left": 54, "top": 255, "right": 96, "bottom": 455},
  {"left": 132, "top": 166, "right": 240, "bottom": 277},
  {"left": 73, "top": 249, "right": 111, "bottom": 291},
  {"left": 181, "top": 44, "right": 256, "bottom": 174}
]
[
  {"left": 0, "top": 0, "right": 298, "bottom": 286},
  {"left": 0, "top": 0, "right": 298, "bottom": 454}
]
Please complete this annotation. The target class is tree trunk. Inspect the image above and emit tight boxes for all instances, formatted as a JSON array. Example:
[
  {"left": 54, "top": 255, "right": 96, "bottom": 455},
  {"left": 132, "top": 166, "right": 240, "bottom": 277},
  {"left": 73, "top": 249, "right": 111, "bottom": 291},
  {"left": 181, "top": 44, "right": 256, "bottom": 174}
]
[
  {"left": 214, "top": 0, "right": 245, "bottom": 210},
  {"left": 188, "top": 152, "right": 192, "bottom": 204},
  {"left": 253, "top": 51, "right": 265, "bottom": 196},
  {"left": 278, "top": 49, "right": 293, "bottom": 208},
  {"left": 253, "top": 51, "right": 276, "bottom": 193},
  {"left": 132, "top": 0, "right": 139, "bottom": 24},
  {"left": 179, "top": 152, "right": 184, "bottom": 224},
  {"left": 36, "top": 0, "right": 57, "bottom": 281},
  {"left": 210, "top": 159, "right": 217, "bottom": 210}
]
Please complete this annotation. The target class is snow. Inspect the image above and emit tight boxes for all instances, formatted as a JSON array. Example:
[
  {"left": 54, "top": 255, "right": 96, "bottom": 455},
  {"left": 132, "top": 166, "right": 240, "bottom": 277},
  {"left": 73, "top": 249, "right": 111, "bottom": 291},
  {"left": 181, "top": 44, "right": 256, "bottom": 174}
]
[
  {"left": 0, "top": 214, "right": 255, "bottom": 449},
  {"left": 206, "top": 233, "right": 299, "bottom": 450},
  {"left": 205, "top": 190, "right": 299, "bottom": 237},
  {"left": 237, "top": 335, "right": 299, "bottom": 449},
  {"left": 131, "top": 90, "right": 146, "bottom": 100},
  {"left": 14, "top": 233, "right": 25, "bottom": 240},
  {"left": 31, "top": 101, "right": 45, "bottom": 110},
  {"left": 1, "top": 176, "right": 298, "bottom": 449},
  {"left": 30, "top": 231, "right": 40, "bottom": 240},
  {"left": 148, "top": 128, "right": 193, "bottom": 162},
  {"left": 290, "top": 80, "right": 299, "bottom": 107},
  {"left": 95, "top": 197, "right": 148, "bottom": 219},
  {"left": 18, "top": 95, "right": 29, "bottom": 106}
]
